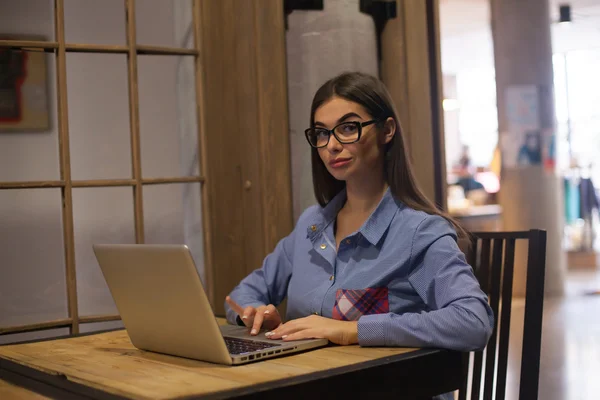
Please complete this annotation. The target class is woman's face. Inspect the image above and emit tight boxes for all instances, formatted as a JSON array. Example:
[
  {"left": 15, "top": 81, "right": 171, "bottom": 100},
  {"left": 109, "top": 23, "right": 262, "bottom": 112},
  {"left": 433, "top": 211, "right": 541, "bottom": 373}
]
[{"left": 314, "top": 96, "right": 394, "bottom": 183}]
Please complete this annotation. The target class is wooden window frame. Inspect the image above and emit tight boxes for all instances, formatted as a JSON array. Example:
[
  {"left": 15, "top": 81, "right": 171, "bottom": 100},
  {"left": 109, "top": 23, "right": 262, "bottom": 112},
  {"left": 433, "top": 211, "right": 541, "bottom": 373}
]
[{"left": 0, "top": 0, "right": 213, "bottom": 337}]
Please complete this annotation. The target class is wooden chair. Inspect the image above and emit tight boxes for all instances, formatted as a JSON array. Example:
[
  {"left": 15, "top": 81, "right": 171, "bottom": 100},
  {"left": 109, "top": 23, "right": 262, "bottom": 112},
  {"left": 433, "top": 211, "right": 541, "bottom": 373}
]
[{"left": 458, "top": 229, "right": 547, "bottom": 400}]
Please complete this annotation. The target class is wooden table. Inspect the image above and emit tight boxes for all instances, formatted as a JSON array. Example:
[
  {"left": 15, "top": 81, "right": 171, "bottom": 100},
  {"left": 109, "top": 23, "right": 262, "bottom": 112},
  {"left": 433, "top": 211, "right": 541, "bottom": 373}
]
[{"left": 0, "top": 321, "right": 464, "bottom": 400}]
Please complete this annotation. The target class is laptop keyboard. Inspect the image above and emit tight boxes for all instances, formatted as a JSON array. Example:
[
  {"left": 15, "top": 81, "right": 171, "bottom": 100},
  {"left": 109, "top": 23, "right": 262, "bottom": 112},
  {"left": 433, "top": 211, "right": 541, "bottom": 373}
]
[{"left": 224, "top": 337, "right": 281, "bottom": 355}]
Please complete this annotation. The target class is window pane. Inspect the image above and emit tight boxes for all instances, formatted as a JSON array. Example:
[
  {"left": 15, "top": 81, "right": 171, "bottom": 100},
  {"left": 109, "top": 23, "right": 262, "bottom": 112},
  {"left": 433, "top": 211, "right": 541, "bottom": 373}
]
[
  {"left": 553, "top": 54, "right": 568, "bottom": 125},
  {"left": 79, "top": 320, "right": 124, "bottom": 334},
  {"left": 0, "top": 0, "right": 55, "bottom": 41},
  {"left": 0, "top": 51, "right": 59, "bottom": 182},
  {"left": 138, "top": 55, "right": 199, "bottom": 178},
  {"left": 565, "top": 49, "right": 600, "bottom": 185},
  {"left": 174, "top": 0, "right": 194, "bottom": 49},
  {"left": 456, "top": 69, "right": 498, "bottom": 167},
  {"left": 143, "top": 183, "right": 205, "bottom": 283},
  {"left": 0, "top": 189, "right": 68, "bottom": 327},
  {"left": 67, "top": 53, "right": 132, "bottom": 180},
  {"left": 136, "top": 0, "right": 193, "bottom": 49},
  {"left": 0, "top": 328, "right": 70, "bottom": 345},
  {"left": 64, "top": 0, "right": 126, "bottom": 45},
  {"left": 73, "top": 187, "right": 135, "bottom": 316}
]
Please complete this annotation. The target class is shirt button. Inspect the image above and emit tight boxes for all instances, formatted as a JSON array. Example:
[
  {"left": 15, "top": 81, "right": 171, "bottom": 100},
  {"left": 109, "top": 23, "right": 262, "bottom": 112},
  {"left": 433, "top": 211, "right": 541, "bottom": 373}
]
[
  {"left": 311, "top": 225, "right": 317, "bottom": 231},
  {"left": 320, "top": 244, "right": 326, "bottom": 250},
  {"left": 329, "top": 275, "right": 334, "bottom": 281},
  {"left": 345, "top": 239, "right": 351, "bottom": 245}
]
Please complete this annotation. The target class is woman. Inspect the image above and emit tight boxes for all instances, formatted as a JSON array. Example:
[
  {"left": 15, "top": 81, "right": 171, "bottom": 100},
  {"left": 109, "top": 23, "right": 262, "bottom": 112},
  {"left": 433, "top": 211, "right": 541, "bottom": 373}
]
[
  {"left": 225, "top": 72, "right": 493, "bottom": 353},
  {"left": 517, "top": 131, "right": 542, "bottom": 166}
]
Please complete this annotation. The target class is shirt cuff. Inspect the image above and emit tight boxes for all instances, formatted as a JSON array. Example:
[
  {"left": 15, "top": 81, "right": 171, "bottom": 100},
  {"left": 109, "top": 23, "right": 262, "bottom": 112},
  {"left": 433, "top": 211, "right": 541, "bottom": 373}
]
[
  {"left": 357, "top": 313, "right": 388, "bottom": 346},
  {"left": 225, "top": 307, "right": 240, "bottom": 325}
]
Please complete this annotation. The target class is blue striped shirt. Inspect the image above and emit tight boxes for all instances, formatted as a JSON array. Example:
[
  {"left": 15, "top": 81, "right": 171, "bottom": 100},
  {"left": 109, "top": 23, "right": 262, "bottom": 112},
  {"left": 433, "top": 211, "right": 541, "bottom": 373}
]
[{"left": 226, "top": 188, "right": 493, "bottom": 396}]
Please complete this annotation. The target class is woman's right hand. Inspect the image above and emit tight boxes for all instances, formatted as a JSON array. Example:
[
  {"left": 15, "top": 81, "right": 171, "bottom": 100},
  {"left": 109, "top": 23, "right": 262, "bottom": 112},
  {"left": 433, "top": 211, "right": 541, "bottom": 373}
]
[{"left": 225, "top": 296, "right": 282, "bottom": 335}]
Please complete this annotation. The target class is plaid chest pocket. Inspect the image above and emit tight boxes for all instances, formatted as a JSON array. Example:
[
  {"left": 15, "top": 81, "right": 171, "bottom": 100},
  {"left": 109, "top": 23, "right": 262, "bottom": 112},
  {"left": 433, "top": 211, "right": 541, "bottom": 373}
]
[{"left": 332, "top": 287, "right": 389, "bottom": 321}]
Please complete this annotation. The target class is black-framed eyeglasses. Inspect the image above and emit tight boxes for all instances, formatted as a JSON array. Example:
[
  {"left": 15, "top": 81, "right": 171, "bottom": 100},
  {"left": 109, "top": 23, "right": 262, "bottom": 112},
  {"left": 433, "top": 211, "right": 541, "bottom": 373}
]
[{"left": 304, "top": 120, "right": 379, "bottom": 148}]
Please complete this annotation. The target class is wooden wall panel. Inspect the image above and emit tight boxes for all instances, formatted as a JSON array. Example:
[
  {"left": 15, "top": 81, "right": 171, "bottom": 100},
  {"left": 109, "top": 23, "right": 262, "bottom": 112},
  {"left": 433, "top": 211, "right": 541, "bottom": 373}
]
[
  {"left": 380, "top": 0, "right": 446, "bottom": 208},
  {"left": 231, "top": 0, "right": 267, "bottom": 291},
  {"left": 429, "top": 0, "right": 447, "bottom": 210},
  {"left": 199, "top": 0, "right": 247, "bottom": 311},
  {"left": 380, "top": 0, "right": 411, "bottom": 151},
  {"left": 253, "top": 2, "right": 294, "bottom": 254},
  {"left": 199, "top": 0, "right": 292, "bottom": 314}
]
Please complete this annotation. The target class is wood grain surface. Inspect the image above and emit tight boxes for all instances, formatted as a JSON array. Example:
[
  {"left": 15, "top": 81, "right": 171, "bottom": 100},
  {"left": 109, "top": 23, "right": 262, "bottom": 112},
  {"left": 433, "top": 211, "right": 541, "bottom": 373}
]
[{"left": 0, "top": 319, "right": 419, "bottom": 400}]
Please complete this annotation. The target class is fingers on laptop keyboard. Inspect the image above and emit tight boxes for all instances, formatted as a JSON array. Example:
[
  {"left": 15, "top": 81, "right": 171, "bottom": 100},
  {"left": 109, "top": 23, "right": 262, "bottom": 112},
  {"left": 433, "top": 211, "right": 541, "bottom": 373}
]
[
  {"left": 251, "top": 307, "right": 269, "bottom": 334},
  {"left": 251, "top": 306, "right": 282, "bottom": 334},
  {"left": 242, "top": 306, "right": 257, "bottom": 328},
  {"left": 225, "top": 298, "right": 281, "bottom": 333}
]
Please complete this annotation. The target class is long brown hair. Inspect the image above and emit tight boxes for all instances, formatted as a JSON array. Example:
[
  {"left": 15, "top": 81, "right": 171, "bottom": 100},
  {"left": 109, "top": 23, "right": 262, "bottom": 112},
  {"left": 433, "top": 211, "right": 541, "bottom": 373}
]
[{"left": 309, "top": 71, "right": 466, "bottom": 238}]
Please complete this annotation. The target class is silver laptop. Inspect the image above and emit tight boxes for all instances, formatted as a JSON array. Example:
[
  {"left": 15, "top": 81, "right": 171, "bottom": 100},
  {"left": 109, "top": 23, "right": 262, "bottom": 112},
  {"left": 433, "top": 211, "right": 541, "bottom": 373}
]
[{"left": 92, "top": 244, "right": 328, "bottom": 365}]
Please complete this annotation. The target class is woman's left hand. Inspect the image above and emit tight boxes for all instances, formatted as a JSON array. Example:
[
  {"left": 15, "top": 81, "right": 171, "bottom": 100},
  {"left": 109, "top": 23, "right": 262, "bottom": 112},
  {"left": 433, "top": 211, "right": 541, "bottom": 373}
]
[{"left": 265, "top": 315, "right": 358, "bottom": 346}]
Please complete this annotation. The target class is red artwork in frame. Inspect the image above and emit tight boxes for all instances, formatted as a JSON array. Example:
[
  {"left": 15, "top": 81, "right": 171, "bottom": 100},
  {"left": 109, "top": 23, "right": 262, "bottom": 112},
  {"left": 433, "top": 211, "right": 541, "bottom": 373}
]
[{"left": 0, "top": 36, "right": 50, "bottom": 132}]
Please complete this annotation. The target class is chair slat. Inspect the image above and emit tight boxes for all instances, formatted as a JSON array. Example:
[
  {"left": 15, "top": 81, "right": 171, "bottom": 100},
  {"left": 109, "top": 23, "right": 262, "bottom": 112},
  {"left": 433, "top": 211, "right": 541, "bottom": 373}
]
[
  {"left": 470, "top": 238, "right": 490, "bottom": 399},
  {"left": 459, "top": 236, "right": 480, "bottom": 400},
  {"left": 466, "top": 234, "right": 478, "bottom": 268},
  {"left": 519, "top": 230, "right": 547, "bottom": 400},
  {"left": 458, "top": 352, "right": 470, "bottom": 400},
  {"left": 495, "top": 238, "right": 516, "bottom": 400},
  {"left": 470, "top": 350, "right": 484, "bottom": 399},
  {"left": 483, "top": 239, "right": 504, "bottom": 400},
  {"left": 478, "top": 239, "right": 492, "bottom": 294}
]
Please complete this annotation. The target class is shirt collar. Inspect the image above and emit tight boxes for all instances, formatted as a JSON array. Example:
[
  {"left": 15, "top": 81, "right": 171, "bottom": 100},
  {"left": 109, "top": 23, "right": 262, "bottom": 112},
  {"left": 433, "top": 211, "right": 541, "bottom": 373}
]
[
  {"left": 306, "top": 189, "right": 346, "bottom": 242},
  {"left": 306, "top": 187, "right": 400, "bottom": 246},
  {"left": 360, "top": 188, "right": 399, "bottom": 245}
]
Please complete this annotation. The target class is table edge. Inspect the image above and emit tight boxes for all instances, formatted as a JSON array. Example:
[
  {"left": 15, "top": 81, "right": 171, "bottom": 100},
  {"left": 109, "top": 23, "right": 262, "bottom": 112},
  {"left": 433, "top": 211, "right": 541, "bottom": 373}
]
[
  {"left": 178, "top": 347, "right": 458, "bottom": 400},
  {"left": 0, "top": 344, "right": 459, "bottom": 400},
  {"left": 0, "top": 325, "right": 463, "bottom": 399}
]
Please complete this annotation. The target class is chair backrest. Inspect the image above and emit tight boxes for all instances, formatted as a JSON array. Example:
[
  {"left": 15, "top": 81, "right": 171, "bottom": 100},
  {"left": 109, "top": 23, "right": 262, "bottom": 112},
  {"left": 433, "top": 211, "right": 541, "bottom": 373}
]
[{"left": 458, "top": 229, "right": 547, "bottom": 400}]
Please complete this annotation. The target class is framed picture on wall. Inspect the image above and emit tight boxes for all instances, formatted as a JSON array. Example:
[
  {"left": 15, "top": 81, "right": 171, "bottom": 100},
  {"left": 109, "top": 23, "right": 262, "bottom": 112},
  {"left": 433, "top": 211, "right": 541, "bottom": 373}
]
[{"left": 0, "top": 36, "right": 50, "bottom": 132}]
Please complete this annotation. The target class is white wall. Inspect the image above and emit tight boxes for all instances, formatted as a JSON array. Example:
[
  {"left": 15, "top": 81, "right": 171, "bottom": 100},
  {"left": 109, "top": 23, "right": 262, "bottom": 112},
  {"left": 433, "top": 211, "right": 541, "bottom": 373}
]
[
  {"left": 0, "top": 0, "right": 204, "bottom": 335},
  {"left": 286, "top": 0, "right": 378, "bottom": 221}
]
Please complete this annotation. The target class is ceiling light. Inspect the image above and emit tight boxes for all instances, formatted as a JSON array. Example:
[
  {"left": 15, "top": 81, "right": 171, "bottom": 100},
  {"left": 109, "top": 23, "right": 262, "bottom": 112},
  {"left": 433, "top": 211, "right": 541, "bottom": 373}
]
[{"left": 558, "top": 4, "right": 572, "bottom": 24}]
